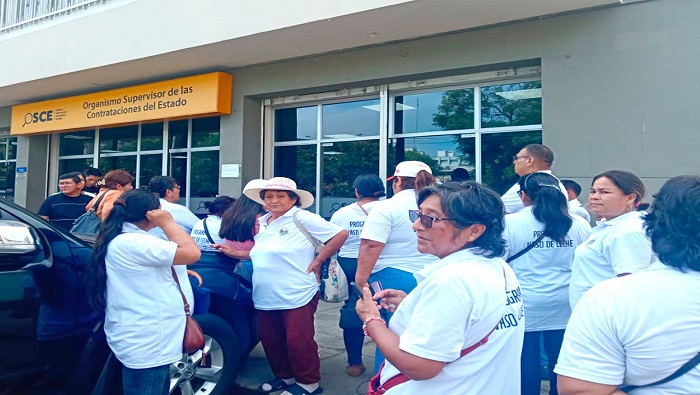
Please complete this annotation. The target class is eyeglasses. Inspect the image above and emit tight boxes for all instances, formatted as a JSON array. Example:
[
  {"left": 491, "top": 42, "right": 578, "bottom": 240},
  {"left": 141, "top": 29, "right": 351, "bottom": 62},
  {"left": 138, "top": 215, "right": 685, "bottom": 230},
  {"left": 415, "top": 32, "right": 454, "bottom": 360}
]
[
  {"left": 172, "top": 185, "right": 181, "bottom": 190},
  {"left": 58, "top": 182, "right": 76, "bottom": 186},
  {"left": 408, "top": 210, "right": 454, "bottom": 229},
  {"left": 512, "top": 155, "right": 531, "bottom": 162}
]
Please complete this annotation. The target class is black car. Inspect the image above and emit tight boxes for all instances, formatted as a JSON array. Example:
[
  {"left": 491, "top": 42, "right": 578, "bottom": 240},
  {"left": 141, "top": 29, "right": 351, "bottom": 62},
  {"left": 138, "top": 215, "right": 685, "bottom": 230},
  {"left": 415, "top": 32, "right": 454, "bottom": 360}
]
[{"left": 0, "top": 198, "right": 257, "bottom": 394}]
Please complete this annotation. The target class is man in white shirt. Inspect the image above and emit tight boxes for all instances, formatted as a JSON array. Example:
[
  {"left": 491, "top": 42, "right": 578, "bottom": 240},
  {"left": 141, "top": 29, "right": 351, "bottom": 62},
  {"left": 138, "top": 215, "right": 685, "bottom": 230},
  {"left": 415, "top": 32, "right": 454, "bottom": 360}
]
[
  {"left": 501, "top": 144, "right": 568, "bottom": 214},
  {"left": 148, "top": 176, "right": 200, "bottom": 310},
  {"left": 561, "top": 179, "right": 597, "bottom": 227}
]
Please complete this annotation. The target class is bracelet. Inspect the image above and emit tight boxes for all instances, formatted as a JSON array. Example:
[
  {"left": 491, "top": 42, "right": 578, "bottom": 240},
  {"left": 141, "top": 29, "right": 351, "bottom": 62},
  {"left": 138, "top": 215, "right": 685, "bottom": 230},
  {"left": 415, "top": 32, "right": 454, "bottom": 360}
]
[{"left": 362, "top": 316, "right": 386, "bottom": 336}]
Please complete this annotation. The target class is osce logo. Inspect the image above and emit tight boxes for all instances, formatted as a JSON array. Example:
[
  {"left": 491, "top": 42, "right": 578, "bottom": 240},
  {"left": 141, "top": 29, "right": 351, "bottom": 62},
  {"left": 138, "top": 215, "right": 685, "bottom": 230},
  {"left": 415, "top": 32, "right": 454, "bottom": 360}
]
[{"left": 23, "top": 110, "right": 54, "bottom": 127}]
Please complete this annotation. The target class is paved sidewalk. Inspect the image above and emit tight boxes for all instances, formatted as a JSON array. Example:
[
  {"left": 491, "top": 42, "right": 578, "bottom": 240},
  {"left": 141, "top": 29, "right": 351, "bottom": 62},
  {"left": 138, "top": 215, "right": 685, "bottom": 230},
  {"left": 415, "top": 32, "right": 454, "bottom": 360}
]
[{"left": 236, "top": 301, "right": 375, "bottom": 395}]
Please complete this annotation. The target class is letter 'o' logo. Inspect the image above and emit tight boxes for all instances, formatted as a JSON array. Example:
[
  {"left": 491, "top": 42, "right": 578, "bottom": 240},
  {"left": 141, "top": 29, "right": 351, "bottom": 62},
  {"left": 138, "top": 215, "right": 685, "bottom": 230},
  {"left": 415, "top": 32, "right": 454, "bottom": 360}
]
[{"left": 22, "top": 110, "right": 54, "bottom": 127}]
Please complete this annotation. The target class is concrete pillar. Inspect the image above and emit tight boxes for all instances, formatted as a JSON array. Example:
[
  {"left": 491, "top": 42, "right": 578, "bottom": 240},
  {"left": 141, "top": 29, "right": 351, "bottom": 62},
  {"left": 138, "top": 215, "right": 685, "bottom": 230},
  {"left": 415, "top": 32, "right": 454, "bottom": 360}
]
[{"left": 14, "top": 135, "right": 49, "bottom": 211}]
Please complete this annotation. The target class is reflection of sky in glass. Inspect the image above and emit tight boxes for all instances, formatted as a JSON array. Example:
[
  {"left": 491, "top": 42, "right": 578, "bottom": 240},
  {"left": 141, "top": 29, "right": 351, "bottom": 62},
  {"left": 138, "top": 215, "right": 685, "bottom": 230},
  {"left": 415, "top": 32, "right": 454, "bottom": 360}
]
[
  {"left": 397, "top": 91, "right": 446, "bottom": 133},
  {"left": 322, "top": 99, "right": 380, "bottom": 138},
  {"left": 294, "top": 107, "right": 317, "bottom": 140}
]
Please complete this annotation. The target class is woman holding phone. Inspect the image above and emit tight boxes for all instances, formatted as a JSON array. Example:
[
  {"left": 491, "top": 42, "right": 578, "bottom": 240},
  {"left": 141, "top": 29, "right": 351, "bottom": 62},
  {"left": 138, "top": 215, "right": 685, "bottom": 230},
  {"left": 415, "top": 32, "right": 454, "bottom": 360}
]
[{"left": 356, "top": 182, "right": 524, "bottom": 394}]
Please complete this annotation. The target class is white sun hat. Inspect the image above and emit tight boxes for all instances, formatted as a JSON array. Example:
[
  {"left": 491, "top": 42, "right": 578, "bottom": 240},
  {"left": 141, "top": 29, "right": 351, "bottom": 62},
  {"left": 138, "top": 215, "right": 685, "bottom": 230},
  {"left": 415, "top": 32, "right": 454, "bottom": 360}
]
[
  {"left": 386, "top": 160, "right": 432, "bottom": 180},
  {"left": 243, "top": 177, "right": 314, "bottom": 209}
]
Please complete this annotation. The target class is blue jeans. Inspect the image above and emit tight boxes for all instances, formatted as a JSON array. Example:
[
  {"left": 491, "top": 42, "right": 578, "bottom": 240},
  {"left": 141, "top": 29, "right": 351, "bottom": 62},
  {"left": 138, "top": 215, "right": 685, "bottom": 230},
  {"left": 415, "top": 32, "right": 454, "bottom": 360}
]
[
  {"left": 521, "top": 330, "right": 565, "bottom": 395},
  {"left": 338, "top": 257, "right": 364, "bottom": 366},
  {"left": 122, "top": 364, "right": 170, "bottom": 395},
  {"left": 368, "top": 267, "right": 418, "bottom": 373}
]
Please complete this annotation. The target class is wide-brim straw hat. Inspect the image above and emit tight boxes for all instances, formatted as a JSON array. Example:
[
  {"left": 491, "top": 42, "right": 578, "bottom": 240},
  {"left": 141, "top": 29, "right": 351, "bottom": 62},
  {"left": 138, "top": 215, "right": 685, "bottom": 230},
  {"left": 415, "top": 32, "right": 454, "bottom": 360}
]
[{"left": 243, "top": 177, "right": 314, "bottom": 209}]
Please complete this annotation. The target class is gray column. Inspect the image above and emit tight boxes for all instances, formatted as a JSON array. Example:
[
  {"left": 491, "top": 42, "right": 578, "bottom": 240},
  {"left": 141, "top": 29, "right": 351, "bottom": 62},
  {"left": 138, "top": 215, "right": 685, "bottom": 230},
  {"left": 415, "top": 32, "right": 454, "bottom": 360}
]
[{"left": 14, "top": 135, "right": 49, "bottom": 211}]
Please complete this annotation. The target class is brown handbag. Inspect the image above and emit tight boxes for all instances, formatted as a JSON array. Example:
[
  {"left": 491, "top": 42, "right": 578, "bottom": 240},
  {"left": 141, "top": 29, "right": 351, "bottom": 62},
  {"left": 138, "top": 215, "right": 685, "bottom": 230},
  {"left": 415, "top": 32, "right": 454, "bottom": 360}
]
[{"left": 171, "top": 267, "right": 205, "bottom": 354}]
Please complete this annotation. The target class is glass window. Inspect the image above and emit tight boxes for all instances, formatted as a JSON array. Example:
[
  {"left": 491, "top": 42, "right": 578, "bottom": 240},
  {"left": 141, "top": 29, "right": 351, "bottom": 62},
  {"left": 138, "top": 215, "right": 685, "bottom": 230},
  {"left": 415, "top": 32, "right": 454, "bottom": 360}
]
[
  {"left": 168, "top": 152, "right": 188, "bottom": 203},
  {"left": 481, "top": 81, "right": 542, "bottom": 128},
  {"left": 169, "top": 120, "right": 188, "bottom": 149},
  {"left": 0, "top": 162, "right": 16, "bottom": 201},
  {"left": 319, "top": 140, "right": 380, "bottom": 218},
  {"left": 388, "top": 135, "right": 475, "bottom": 183},
  {"left": 274, "top": 106, "right": 317, "bottom": 142},
  {"left": 192, "top": 117, "right": 220, "bottom": 148},
  {"left": 98, "top": 156, "right": 137, "bottom": 184},
  {"left": 139, "top": 154, "right": 162, "bottom": 189},
  {"left": 8, "top": 138, "right": 17, "bottom": 161},
  {"left": 59, "top": 130, "right": 95, "bottom": 156},
  {"left": 394, "top": 89, "right": 474, "bottom": 134},
  {"left": 321, "top": 99, "right": 380, "bottom": 139},
  {"left": 274, "top": 145, "right": 317, "bottom": 211},
  {"left": 481, "top": 130, "right": 542, "bottom": 194},
  {"left": 100, "top": 125, "right": 138, "bottom": 153},
  {"left": 58, "top": 158, "right": 94, "bottom": 177},
  {"left": 190, "top": 151, "right": 220, "bottom": 213},
  {"left": 141, "top": 122, "right": 164, "bottom": 151}
]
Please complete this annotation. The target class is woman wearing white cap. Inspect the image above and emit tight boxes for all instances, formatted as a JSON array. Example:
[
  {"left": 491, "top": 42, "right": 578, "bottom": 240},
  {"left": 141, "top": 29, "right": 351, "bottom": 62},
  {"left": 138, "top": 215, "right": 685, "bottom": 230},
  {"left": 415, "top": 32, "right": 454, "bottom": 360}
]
[
  {"left": 243, "top": 177, "right": 348, "bottom": 395},
  {"left": 355, "top": 160, "right": 437, "bottom": 372}
]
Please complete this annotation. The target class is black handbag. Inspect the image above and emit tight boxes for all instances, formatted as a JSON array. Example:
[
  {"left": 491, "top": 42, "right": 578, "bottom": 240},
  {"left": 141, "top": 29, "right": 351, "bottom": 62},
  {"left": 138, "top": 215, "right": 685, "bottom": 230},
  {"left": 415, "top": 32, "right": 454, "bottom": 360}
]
[{"left": 70, "top": 192, "right": 108, "bottom": 237}]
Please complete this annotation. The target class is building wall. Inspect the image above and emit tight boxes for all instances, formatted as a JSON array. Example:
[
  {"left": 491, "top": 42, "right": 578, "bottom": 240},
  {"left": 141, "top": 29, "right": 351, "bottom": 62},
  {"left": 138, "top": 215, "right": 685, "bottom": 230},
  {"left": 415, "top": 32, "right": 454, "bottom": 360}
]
[{"left": 228, "top": 0, "right": 699, "bottom": 199}]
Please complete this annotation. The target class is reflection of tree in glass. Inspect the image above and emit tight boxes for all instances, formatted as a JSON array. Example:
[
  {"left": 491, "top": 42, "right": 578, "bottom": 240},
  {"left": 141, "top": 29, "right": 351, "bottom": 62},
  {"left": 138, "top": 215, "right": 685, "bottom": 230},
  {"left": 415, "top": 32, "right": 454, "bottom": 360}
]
[
  {"left": 481, "top": 82, "right": 542, "bottom": 128},
  {"left": 322, "top": 141, "right": 379, "bottom": 198},
  {"left": 275, "top": 146, "right": 317, "bottom": 197},
  {"left": 432, "top": 84, "right": 542, "bottom": 194},
  {"left": 191, "top": 152, "right": 219, "bottom": 197}
]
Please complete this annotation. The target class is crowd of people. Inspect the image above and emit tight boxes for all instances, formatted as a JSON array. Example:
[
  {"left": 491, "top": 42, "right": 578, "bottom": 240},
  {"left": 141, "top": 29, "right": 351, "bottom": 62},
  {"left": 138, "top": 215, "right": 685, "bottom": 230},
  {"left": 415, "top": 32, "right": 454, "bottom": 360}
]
[{"left": 35, "top": 147, "right": 699, "bottom": 394}]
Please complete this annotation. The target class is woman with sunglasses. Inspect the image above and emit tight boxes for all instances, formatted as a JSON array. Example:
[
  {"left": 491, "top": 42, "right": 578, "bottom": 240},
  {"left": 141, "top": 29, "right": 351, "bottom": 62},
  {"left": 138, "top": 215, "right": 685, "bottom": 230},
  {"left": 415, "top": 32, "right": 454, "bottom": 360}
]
[
  {"left": 356, "top": 182, "right": 524, "bottom": 395},
  {"left": 355, "top": 161, "right": 437, "bottom": 372},
  {"left": 502, "top": 172, "right": 591, "bottom": 395}
]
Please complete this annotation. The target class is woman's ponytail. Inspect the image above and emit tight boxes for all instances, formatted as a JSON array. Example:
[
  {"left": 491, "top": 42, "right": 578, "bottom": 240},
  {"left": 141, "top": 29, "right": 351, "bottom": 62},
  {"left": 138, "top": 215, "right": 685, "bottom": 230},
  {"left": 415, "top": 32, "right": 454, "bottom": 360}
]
[{"left": 519, "top": 173, "right": 572, "bottom": 242}]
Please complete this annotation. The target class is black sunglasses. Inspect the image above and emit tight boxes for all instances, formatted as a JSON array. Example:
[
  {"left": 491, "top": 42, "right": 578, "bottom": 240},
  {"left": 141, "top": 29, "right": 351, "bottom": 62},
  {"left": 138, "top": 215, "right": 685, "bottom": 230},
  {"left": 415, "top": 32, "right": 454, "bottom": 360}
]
[{"left": 408, "top": 210, "right": 454, "bottom": 228}]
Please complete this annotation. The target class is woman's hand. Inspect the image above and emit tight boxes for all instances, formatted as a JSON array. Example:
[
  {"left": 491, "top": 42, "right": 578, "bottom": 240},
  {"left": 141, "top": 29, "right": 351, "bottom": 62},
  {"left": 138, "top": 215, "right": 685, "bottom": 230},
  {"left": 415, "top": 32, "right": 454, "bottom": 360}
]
[
  {"left": 187, "top": 269, "right": 203, "bottom": 286},
  {"left": 146, "top": 209, "right": 175, "bottom": 228},
  {"left": 212, "top": 243, "right": 238, "bottom": 258},
  {"left": 355, "top": 286, "right": 382, "bottom": 323},
  {"left": 374, "top": 289, "right": 406, "bottom": 313},
  {"left": 306, "top": 258, "right": 323, "bottom": 282}
]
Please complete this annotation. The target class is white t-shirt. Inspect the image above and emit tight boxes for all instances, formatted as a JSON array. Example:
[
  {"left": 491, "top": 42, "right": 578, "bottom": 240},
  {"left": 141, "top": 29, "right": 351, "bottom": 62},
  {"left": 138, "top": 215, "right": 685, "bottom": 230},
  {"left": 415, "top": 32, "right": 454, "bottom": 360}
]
[
  {"left": 501, "top": 170, "right": 568, "bottom": 214},
  {"left": 104, "top": 222, "right": 183, "bottom": 369},
  {"left": 191, "top": 215, "right": 225, "bottom": 251},
  {"left": 360, "top": 189, "right": 435, "bottom": 273},
  {"left": 569, "top": 211, "right": 655, "bottom": 309},
  {"left": 556, "top": 262, "right": 700, "bottom": 394},
  {"left": 250, "top": 207, "right": 343, "bottom": 310},
  {"left": 503, "top": 207, "right": 592, "bottom": 331},
  {"left": 149, "top": 198, "right": 199, "bottom": 310},
  {"left": 568, "top": 199, "right": 593, "bottom": 224},
  {"left": 380, "top": 249, "right": 524, "bottom": 395},
  {"left": 330, "top": 201, "right": 378, "bottom": 259}
]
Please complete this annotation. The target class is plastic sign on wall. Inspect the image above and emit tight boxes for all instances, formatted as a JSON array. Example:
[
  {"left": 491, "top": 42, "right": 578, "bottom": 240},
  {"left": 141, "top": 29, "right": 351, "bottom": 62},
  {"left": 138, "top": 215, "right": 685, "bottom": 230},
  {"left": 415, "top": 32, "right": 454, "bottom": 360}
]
[{"left": 10, "top": 72, "right": 232, "bottom": 135}]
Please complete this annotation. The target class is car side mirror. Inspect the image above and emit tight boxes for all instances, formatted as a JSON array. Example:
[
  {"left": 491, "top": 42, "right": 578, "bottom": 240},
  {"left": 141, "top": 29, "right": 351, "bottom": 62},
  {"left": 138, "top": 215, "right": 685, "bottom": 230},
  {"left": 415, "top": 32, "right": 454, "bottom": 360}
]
[{"left": 0, "top": 220, "right": 48, "bottom": 269}]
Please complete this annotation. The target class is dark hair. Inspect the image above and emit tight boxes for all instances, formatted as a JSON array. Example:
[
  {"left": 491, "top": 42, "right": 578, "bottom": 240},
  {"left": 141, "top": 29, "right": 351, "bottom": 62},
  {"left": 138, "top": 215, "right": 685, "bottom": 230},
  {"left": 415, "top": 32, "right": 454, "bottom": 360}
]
[
  {"left": 450, "top": 168, "right": 471, "bottom": 182},
  {"left": 524, "top": 144, "right": 554, "bottom": 167},
  {"left": 353, "top": 174, "right": 386, "bottom": 199},
  {"left": 592, "top": 170, "right": 645, "bottom": 204},
  {"left": 86, "top": 189, "right": 160, "bottom": 311},
  {"left": 259, "top": 190, "right": 301, "bottom": 207},
  {"left": 205, "top": 196, "right": 235, "bottom": 216},
  {"left": 417, "top": 181, "right": 505, "bottom": 258},
  {"left": 397, "top": 170, "right": 437, "bottom": 193},
  {"left": 219, "top": 195, "right": 266, "bottom": 242},
  {"left": 83, "top": 167, "right": 102, "bottom": 177},
  {"left": 149, "top": 176, "right": 177, "bottom": 198},
  {"left": 561, "top": 179, "right": 582, "bottom": 197},
  {"left": 103, "top": 170, "right": 134, "bottom": 189},
  {"left": 644, "top": 175, "right": 700, "bottom": 272},
  {"left": 59, "top": 171, "right": 82, "bottom": 183},
  {"left": 519, "top": 173, "right": 572, "bottom": 242}
]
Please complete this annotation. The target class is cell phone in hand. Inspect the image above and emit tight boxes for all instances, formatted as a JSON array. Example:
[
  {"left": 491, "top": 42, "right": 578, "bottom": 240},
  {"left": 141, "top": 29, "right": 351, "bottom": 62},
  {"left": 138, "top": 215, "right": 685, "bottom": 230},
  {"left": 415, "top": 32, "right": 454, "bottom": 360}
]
[
  {"left": 349, "top": 282, "right": 364, "bottom": 299},
  {"left": 369, "top": 280, "right": 383, "bottom": 295}
]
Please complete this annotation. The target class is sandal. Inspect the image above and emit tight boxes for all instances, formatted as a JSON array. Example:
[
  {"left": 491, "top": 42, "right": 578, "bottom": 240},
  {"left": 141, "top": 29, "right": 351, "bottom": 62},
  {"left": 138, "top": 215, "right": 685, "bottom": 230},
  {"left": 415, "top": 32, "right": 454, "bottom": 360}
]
[
  {"left": 258, "top": 377, "right": 290, "bottom": 393},
  {"left": 346, "top": 364, "right": 366, "bottom": 377},
  {"left": 280, "top": 383, "right": 324, "bottom": 395}
]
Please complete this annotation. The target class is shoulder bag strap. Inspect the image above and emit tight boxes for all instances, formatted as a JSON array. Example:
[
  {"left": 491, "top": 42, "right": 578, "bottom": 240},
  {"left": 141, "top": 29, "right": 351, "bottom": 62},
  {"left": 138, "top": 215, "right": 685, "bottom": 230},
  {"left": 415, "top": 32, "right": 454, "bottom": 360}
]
[
  {"left": 170, "top": 267, "right": 191, "bottom": 315},
  {"left": 357, "top": 202, "right": 369, "bottom": 216},
  {"left": 292, "top": 210, "right": 324, "bottom": 249},
  {"left": 506, "top": 232, "right": 546, "bottom": 263},
  {"left": 202, "top": 217, "right": 216, "bottom": 244},
  {"left": 621, "top": 352, "right": 700, "bottom": 392},
  {"left": 88, "top": 191, "right": 109, "bottom": 213}
]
